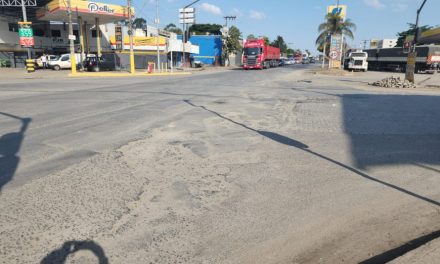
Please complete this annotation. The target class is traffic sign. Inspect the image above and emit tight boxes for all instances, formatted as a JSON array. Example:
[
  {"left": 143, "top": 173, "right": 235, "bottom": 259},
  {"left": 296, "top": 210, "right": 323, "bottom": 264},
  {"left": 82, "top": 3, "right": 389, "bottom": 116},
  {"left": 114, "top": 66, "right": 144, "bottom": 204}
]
[
  {"left": 179, "top": 7, "right": 194, "bottom": 13},
  {"left": 330, "top": 51, "right": 340, "bottom": 60}
]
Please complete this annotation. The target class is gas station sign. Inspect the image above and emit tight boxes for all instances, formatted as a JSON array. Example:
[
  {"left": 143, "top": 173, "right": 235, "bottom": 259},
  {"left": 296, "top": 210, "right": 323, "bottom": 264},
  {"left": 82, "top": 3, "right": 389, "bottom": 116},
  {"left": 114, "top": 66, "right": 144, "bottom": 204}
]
[
  {"left": 18, "top": 22, "right": 34, "bottom": 47},
  {"left": 115, "top": 25, "right": 123, "bottom": 50},
  {"left": 327, "top": 5, "right": 347, "bottom": 20}
]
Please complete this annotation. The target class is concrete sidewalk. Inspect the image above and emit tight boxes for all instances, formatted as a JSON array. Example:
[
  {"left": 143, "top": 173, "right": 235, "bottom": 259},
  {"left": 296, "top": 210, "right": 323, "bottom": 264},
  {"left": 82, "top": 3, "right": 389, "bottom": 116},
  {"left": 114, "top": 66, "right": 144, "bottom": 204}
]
[{"left": 313, "top": 68, "right": 440, "bottom": 89}]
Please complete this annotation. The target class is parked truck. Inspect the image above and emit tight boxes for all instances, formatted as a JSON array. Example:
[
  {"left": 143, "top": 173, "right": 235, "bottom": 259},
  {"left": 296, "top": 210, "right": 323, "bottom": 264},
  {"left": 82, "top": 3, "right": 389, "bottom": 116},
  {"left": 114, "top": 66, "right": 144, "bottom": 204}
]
[
  {"left": 243, "top": 39, "right": 280, "bottom": 69},
  {"left": 343, "top": 50, "right": 368, "bottom": 72},
  {"left": 365, "top": 45, "right": 440, "bottom": 73}
]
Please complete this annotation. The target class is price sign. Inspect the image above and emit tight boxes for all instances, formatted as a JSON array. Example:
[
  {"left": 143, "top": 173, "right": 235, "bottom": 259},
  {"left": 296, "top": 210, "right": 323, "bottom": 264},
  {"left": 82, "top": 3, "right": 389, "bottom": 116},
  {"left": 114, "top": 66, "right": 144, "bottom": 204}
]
[{"left": 18, "top": 22, "right": 34, "bottom": 47}]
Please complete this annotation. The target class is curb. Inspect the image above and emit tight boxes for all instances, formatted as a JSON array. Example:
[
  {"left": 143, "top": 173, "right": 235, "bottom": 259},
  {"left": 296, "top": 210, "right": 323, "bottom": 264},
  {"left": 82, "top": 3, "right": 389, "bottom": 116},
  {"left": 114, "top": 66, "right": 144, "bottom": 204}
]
[{"left": 68, "top": 72, "right": 192, "bottom": 78}]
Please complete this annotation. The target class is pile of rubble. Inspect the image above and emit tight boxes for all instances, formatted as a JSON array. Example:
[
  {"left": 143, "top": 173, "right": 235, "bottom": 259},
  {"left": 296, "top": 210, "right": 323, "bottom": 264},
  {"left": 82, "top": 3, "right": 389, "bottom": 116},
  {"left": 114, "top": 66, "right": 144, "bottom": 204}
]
[{"left": 369, "top": 76, "right": 416, "bottom": 88}]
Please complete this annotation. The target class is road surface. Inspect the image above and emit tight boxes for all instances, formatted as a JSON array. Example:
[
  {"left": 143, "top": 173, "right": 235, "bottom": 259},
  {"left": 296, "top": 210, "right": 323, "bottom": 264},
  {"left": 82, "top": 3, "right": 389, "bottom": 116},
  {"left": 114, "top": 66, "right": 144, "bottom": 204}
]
[{"left": 0, "top": 65, "right": 439, "bottom": 263}]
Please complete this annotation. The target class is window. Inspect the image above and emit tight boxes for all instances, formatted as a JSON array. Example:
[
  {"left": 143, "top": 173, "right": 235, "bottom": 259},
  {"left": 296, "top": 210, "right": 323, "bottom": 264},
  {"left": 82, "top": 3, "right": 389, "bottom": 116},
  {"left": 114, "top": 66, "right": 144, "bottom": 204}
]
[
  {"left": 51, "top": 30, "right": 61, "bottom": 37},
  {"left": 8, "top": 23, "right": 18, "bottom": 32},
  {"left": 73, "top": 30, "right": 79, "bottom": 37},
  {"left": 92, "top": 30, "right": 102, "bottom": 38},
  {"left": 34, "top": 29, "right": 45, "bottom": 37},
  {"left": 61, "top": 56, "right": 69, "bottom": 61}
]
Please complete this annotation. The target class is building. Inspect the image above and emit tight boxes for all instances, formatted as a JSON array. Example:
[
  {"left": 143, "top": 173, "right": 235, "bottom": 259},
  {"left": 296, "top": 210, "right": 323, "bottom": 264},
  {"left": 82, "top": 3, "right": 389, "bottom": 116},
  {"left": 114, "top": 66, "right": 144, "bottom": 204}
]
[
  {"left": 378, "top": 39, "right": 397, "bottom": 49},
  {"left": 0, "top": 0, "right": 199, "bottom": 69},
  {"left": 188, "top": 35, "right": 222, "bottom": 66},
  {"left": 369, "top": 39, "right": 397, "bottom": 49}
]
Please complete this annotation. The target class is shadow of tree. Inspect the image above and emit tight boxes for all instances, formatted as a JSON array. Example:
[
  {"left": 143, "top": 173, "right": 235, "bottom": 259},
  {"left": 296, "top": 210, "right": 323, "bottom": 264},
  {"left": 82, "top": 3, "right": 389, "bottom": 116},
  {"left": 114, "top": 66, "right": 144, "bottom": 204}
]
[
  {"left": 183, "top": 100, "right": 440, "bottom": 207},
  {"left": 0, "top": 112, "right": 31, "bottom": 192},
  {"left": 41, "top": 240, "right": 108, "bottom": 264}
]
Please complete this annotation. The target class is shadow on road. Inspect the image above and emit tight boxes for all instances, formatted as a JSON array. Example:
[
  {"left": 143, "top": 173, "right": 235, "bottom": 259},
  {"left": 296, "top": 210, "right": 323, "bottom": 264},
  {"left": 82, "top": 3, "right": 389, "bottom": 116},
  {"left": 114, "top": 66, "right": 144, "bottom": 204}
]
[
  {"left": 41, "top": 240, "right": 108, "bottom": 264},
  {"left": 183, "top": 100, "right": 440, "bottom": 207},
  {"left": 0, "top": 112, "right": 31, "bottom": 192},
  {"left": 290, "top": 87, "right": 440, "bottom": 170},
  {"left": 359, "top": 229, "right": 440, "bottom": 264}
]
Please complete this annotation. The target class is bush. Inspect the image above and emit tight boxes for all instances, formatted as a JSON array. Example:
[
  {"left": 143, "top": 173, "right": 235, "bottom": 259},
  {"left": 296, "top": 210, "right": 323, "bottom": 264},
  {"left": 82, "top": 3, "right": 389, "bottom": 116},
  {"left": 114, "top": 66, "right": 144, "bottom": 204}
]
[{"left": 0, "top": 59, "right": 12, "bottom": 67}]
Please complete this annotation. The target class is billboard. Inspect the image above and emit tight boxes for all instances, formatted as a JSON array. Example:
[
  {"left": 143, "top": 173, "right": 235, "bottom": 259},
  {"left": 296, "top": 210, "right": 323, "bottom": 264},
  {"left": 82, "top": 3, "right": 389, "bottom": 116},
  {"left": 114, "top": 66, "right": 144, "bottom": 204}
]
[{"left": 327, "top": 5, "right": 347, "bottom": 20}]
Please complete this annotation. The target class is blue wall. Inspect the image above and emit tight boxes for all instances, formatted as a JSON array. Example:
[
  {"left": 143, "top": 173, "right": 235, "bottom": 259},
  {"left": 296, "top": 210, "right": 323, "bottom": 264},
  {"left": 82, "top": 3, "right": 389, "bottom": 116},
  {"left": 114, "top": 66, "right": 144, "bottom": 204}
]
[{"left": 189, "top": 35, "right": 223, "bottom": 65}]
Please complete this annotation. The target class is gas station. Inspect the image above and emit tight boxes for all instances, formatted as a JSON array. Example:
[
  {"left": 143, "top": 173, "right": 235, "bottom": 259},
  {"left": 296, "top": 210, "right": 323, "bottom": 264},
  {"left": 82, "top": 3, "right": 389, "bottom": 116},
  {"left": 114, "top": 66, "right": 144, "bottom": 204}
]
[{"left": 36, "top": 0, "right": 133, "bottom": 74}]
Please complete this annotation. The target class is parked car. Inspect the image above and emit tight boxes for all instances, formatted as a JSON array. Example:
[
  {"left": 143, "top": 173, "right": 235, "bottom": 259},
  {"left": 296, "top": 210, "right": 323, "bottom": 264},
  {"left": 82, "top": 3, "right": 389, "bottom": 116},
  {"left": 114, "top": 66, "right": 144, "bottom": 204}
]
[
  {"left": 48, "top": 53, "right": 82, "bottom": 70},
  {"left": 285, "top": 59, "right": 295, "bottom": 65},
  {"left": 35, "top": 55, "right": 58, "bottom": 68},
  {"left": 84, "top": 53, "right": 120, "bottom": 72}
]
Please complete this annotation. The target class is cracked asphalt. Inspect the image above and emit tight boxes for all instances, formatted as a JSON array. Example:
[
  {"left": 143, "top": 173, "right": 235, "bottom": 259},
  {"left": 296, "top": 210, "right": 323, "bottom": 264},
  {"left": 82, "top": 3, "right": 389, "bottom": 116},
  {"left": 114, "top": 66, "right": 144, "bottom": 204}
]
[{"left": 0, "top": 65, "right": 439, "bottom": 263}]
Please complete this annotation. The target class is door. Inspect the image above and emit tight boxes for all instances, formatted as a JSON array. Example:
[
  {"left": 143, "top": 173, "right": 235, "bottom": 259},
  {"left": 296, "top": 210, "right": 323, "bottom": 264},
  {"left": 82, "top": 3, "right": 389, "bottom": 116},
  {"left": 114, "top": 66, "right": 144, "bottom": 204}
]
[{"left": 59, "top": 55, "right": 70, "bottom": 68}]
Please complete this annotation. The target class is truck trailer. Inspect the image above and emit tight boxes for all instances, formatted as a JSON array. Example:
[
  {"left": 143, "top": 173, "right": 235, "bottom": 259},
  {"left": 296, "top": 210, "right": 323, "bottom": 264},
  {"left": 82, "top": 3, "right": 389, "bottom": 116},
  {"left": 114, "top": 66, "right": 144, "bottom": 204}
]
[
  {"left": 365, "top": 45, "right": 440, "bottom": 73},
  {"left": 243, "top": 39, "right": 281, "bottom": 69}
]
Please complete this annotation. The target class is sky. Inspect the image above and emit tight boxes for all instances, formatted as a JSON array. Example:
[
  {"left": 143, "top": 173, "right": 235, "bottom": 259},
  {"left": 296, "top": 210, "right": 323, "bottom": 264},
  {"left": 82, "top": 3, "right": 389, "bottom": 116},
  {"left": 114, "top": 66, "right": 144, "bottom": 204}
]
[{"left": 107, "top": 0, "right": 440, "bottom": 54}]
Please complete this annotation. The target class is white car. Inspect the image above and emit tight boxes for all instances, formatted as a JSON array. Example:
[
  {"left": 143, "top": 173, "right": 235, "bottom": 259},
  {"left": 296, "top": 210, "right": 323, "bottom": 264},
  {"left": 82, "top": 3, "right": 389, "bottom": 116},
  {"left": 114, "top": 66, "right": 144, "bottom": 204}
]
[{"left": 48, "top": 53, "right": 82, "bottom": 71}]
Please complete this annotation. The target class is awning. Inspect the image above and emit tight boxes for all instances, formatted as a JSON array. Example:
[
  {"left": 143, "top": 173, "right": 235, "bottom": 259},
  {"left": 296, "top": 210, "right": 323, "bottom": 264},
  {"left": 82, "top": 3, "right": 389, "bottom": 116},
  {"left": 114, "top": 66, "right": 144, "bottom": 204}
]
[{"left": 37, "top": 0, "right": 134, "bottom": 24}]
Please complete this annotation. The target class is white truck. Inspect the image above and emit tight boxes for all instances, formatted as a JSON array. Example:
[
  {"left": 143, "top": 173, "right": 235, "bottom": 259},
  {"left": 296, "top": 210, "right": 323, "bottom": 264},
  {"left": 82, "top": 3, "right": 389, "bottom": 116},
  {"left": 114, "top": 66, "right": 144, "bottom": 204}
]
[
  {"left": 48, "top": 53, "right": 83, "bottom": 71},
  {"left": 343, "top": 50, "right": 368, "bottom": 72}
]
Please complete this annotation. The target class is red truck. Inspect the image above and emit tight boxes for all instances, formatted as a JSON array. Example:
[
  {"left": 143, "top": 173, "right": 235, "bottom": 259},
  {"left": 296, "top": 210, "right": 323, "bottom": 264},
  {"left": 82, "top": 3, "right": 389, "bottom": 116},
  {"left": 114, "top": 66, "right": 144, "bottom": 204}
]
[{"left": 243, "top": 39, "right": 281, "bottom": 69}]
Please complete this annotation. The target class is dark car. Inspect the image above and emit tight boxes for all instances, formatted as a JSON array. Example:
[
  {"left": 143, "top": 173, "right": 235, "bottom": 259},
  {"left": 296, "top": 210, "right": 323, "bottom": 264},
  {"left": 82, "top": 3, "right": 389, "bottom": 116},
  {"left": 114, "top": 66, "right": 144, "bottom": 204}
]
[{"left": 85, "top": 53, "right": 120, "bottom": 72}]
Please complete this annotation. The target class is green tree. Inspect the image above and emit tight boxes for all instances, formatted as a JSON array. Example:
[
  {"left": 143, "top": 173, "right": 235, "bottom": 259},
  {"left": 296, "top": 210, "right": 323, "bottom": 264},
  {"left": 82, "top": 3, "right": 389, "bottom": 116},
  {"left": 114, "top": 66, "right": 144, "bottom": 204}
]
[
  {"left": 133, "top": 18, "right": 147, "bottom": 29},
  {"left": 246, "top": 34, "right": 256, "bottom": 40},
  {"left": 286, "top": 48, "right": 294, "bottom": 55},
  {"left": 395, "top": 23, "right": 432, "bottom": 47},
  {"left": 164, "top": 23, "right": 183, "bottom": 35},
  {"left": 223, "top": 26, "right": 242, "bottom": 66},
  {"left": 189, "top": 24, "right": 222, "bottom": 35},
  {"left": 315, "top": 13, "right": 356, "bottom": 53},
  {"left": 261, "top": 36, "right": 270, "bottom": 45},
  {"left": 271, "top": 35, "right": 288, "bottom": 53}
]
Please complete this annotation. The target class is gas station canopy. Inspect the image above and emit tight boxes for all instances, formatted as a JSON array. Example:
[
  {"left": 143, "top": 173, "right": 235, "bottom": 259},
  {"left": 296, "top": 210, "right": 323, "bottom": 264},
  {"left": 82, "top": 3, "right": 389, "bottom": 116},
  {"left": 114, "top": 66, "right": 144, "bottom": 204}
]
[{"left": 36, "top": 0, "right": 134, "bottom": 24}]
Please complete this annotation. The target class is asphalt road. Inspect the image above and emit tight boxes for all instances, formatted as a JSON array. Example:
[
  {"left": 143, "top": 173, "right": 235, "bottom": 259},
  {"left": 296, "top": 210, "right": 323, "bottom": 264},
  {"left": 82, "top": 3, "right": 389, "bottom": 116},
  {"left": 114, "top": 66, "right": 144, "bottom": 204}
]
[{"left": 0, "top": 65, "right": 439, "bottom": 263}]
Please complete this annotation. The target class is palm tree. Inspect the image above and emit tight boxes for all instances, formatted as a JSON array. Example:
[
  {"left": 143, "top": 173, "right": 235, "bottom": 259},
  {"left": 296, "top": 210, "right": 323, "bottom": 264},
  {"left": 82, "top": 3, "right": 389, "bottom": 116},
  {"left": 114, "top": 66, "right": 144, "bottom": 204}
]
[{"left": 316, "top": 13, "right": 356, "bottom": 49}]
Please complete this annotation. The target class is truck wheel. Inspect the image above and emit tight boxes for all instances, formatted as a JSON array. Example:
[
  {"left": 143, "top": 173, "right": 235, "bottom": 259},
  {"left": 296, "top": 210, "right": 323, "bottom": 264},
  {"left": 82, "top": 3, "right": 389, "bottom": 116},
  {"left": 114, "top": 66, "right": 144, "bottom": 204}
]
[{"left": 53, "top": 65, "right": 61, "bottom": 71}]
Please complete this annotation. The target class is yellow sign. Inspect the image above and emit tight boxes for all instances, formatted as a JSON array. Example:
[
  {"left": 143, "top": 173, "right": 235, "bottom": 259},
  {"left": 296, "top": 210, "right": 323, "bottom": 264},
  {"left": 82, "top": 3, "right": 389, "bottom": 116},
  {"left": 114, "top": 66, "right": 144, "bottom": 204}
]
[
  {"left": 38, "top": 0, "right": 134, "bottom": 19},
  {"left": 110, "top": 36, "right": 167, "bottom": 47},
  {"left": 327, "top": 5, "right": 347, "bottom": 19}
]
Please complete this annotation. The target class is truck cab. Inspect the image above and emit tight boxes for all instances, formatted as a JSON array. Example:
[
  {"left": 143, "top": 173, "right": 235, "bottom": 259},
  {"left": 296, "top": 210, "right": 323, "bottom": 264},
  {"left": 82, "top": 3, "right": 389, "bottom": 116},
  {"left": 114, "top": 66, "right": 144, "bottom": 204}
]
[{"left": 344, "top": 51, "right": 368, "bottom": 72}]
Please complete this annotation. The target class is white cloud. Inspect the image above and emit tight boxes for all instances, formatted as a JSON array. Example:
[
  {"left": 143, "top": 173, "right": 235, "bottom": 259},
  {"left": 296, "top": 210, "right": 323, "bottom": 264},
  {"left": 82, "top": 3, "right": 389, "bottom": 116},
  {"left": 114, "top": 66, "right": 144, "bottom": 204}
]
[
  {"left": 364, "top": 0, "right": 386, "bottom": 9},
  {"left": 200, "top": 3, "right": 222, "bottom": 15},
  {"left": 231, "top": 8, "right": 243, "bottom": 17},
  {"left": 249, "top": 10, "right": 266, "bottom": 20},
  {"left": 393, "top": 3, "right": 408, "bottom": 12}
]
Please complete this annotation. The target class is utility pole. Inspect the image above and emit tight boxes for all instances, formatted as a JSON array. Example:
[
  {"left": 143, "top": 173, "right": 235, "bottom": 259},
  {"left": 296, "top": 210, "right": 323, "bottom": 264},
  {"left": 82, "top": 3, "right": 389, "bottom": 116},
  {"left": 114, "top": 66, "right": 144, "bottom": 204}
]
[
  {"left": 223, "top": 16, "right": 236, "bottom": 27},
  {"left": 20, "top": 0, "right": 31, "bottom": 60},
  {"left": 405, "top": 0, "right": 428, "bottom": 83},
  {"left": 67, "top": 0, "right": 76, "bottom": 74},
  {"left": 156, "top": 0, "right": 160, "bottom": 72},
  {"left": 127, "top": 0, "right": 135, "bottom": 74}
]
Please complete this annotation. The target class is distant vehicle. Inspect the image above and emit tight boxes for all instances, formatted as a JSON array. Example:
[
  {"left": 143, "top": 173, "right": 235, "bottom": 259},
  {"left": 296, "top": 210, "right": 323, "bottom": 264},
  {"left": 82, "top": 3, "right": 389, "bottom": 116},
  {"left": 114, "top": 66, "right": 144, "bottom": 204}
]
[
  {"left": 243, "top": 39, "right": 281, "bottom": 69},
  {"left": 365, "top": 45, "right": 440, "bottom": 73},
  {"left": 343, "top": 50, "right": 368, "bottom": 72},
  {"left": 309, "top": 57, "right": 316, "bottom": 63},
  {"left": 35, "top": 55, "right": 58, "bottom": 68},
  {"left": 302, "top": 53, "right": 310, "bottom": 64},
  {"left": 84, "top": 53, "right": 120, "bottom": 72},
  {"left": 48, "top": 53, "right": 83, "bottom": 71},
  {"left": 285, "top": 59, "right": 295, "bottom": 65}
]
